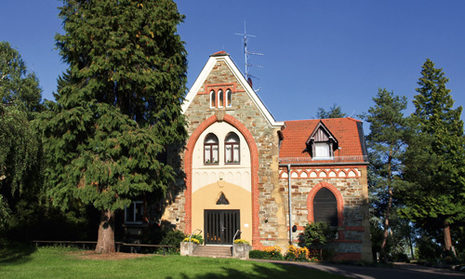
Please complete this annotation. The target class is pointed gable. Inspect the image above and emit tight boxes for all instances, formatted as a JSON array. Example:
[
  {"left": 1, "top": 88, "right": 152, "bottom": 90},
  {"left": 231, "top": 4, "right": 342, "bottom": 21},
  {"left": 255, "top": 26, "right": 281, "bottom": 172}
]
[
  {"left": 306, "top": 121, "right": 338, "bottom": 147},
  {"left": 182, "top": 51, "right": 283, "bottom": 128}
]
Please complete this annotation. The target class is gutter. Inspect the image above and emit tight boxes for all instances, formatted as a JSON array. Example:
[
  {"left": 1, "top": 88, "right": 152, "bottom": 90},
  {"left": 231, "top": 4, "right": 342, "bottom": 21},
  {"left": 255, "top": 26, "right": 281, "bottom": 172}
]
[
  {"left": 287, "top": 164, "right": 292, "bottom": 244},
  {"left": 279, "top": 161, "right": 368, "bottom": 167}
]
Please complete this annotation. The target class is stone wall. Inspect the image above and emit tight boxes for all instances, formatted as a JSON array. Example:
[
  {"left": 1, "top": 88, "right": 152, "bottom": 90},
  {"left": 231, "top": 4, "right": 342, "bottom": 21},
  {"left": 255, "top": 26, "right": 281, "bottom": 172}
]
[
  {"left": 162, "top": 59, "right": 285, "bottom": 248},
  {"left": 277, "top": 165, "right": 372, "bottom": 261}
]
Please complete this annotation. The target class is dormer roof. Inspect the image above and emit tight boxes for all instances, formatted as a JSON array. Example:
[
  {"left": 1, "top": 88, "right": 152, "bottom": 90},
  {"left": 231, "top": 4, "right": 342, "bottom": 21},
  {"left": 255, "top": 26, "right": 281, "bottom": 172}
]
[{"left": 306, "top": 120, "right": 338, "bottom": 148}]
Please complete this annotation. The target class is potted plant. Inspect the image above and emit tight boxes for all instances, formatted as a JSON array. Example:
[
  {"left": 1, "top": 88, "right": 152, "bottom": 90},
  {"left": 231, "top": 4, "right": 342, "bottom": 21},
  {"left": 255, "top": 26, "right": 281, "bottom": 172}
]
[
  {"left": 180, "top": 237, "right": 199, "bottom": 256},
  {"left": 233, "top": 239, "right": 251, "bottom": 259}
]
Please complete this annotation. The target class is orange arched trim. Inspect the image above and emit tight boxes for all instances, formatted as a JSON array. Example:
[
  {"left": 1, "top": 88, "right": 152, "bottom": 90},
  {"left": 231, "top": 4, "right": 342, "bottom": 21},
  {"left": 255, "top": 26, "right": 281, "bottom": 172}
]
[
  {"left": 307, "top": 181, "right": 344, "bottom": 229},
  {"left": 183, "top": 114, "right": 261, "bottom": 248}
]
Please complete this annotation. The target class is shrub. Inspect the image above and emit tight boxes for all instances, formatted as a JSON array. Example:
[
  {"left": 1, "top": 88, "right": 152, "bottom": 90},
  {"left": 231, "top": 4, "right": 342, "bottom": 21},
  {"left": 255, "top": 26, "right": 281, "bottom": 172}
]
[
  {"left": 160, "top": 230, "right": 185, "bottom": 248},
  {"left": 249, "top": 250, "right": 268, "bottom": 259},
  {"left": 249, "top": 247, "right": 283, "bottom": 260},
  {"left": 233, "top": 239, "right": 250, "bottom": 245},
  {"left": 284, "top": 245, "right": 309, "bottom": 262},
  {"left": 298, "top": 222, "right": 336, "bottom": 250},
  {"left": 159, "top": 230, "right": 185, "bottom": 254}
]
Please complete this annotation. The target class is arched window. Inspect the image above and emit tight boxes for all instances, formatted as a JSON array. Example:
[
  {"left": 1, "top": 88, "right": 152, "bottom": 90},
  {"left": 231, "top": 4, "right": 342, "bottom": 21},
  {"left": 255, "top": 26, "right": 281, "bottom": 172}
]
[
  {"left": 313, "top": 188, "right": 338, "bottom": 227},
  {"left": 225, "top": 132, "right": 240, "bottom": 164},
  {"left": 218, "top": 90, "right": 224, "bottom": 108},
  {"left": 204, "top": 133, "right": 219, "bottom": 164},
  {"left": 210, "top": 90, "right": 216, "bottom": 108},
  {"left": 226, "top": 89, "right": 232, "bottom": 107}
]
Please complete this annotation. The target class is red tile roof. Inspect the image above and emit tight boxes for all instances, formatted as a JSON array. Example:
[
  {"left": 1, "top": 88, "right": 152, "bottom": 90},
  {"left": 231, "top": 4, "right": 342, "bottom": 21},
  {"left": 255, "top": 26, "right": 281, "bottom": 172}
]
[{"left": 279, "top": 118, "right": 367, "bottom": 164}]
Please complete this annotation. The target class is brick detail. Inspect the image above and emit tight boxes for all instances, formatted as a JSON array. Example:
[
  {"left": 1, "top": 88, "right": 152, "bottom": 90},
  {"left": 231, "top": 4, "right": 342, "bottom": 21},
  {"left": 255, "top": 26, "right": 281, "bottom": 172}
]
[
  {"left": 183, "top": 114, "right": 261, "bottom": 248},
  {"left": 197, "top": 82, "right": 245, "bottom": 95},
  {"left": 307, "top": 181, "right": 345, "bottom": 237}
]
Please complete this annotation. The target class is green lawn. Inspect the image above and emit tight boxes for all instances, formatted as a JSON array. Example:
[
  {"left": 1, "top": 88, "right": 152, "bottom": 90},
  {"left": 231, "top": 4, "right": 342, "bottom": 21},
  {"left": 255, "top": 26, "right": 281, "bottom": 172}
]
[{"left": 0, "top": 246, "right": 346, "bottom": 279}]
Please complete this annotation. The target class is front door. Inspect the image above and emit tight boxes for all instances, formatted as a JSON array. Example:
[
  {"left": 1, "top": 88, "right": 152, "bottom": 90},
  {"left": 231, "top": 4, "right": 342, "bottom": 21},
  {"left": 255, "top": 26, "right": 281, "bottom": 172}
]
[{"left": 204, "top": 210, "right": 240, "bottom": 245}]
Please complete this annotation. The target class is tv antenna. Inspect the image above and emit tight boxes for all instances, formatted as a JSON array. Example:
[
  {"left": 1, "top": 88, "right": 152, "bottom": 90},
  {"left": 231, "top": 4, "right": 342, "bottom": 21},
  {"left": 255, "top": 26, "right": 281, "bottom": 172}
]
[{"left": 235, "top": 21, "right": 263, "bottom": 84}]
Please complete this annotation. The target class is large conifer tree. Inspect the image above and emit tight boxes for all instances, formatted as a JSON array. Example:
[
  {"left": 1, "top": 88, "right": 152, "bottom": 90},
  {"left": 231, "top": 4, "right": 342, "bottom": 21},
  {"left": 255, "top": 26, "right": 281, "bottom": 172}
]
[
  {"left": 365, "top": 89, "right": 408, "bottom": 261},
  {"left": 41, "top": 0, "right": 187, "bottom": 253},
  {"left": 400, "top": 59, "right": 465, "bottom": 255}
]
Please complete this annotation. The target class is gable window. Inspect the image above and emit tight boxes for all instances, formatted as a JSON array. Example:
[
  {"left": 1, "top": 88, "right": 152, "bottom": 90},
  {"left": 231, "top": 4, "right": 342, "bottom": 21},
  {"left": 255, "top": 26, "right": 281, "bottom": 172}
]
[
  {"left": 226, "top": 89, "right": 232, "bottom": 107},
  {"left": 218, "top": 90, "right": 224, "bottom": 108},
  {"left": 204, "top": 133, "right": 219, "bottom": 164},
  {"left": 225, "top": 132, "right": 240, "bottom": 164},
  {"left": 210, "top": 90, "right": 216, "bottom": 108},
  {"left": 124, "top": 201, "right": 144, "bottom": 224},
  {"left": 307, "top": 121, "right": 338, "bottom": 160},
  {"left": 314, "top": 142, "right": 331, "bottom": 158},
  {"left": 313, "top": 188, "right": 338, "bottom": 227}
]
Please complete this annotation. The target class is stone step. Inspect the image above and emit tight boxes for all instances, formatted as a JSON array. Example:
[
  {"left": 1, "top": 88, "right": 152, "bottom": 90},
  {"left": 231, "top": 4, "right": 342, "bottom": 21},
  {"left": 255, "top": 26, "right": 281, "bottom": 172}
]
[{"left": 193, "top": 245, "right": 232, "bottom": 257}]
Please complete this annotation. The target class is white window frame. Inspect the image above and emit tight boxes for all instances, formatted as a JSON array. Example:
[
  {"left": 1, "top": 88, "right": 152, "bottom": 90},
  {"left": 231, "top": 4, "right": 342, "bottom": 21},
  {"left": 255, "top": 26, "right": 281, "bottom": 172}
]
[
  {"left": 124, "top": 201, "right": 144, "bottom": 224},
  {"left": 209, "top": 90, "right": 216, "bottom": 108},
  {"left": 226, "top": 89, "right": 232, "bottom": 107},
  {"left": 218, "top": 89, "right": 224, "bottom": 108},
  {"left": 313, "top": 142, "right": 333, "bottom": 160}
]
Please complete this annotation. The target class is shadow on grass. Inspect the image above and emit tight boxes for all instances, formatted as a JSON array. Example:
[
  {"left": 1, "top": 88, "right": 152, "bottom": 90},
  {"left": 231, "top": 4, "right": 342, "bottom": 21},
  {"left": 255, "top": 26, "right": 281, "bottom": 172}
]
[
  {"left": 0, "top": 242, "right": 36, "bottom": 265},
  {"left": 166, "top": 262, "right": 344, "bottom": 279}
]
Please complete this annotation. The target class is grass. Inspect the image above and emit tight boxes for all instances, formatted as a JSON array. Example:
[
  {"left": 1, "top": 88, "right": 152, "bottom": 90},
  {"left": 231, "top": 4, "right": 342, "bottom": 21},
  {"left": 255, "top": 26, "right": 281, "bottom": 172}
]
[{"left": 0, "top": 245, "right": 347, "bottom": 279}]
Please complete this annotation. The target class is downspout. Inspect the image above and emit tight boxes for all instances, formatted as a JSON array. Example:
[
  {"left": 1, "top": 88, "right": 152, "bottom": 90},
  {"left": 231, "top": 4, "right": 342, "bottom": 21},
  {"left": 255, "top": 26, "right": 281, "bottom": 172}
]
[{"left": 287, "top": 164, "right": 292, "bottom": 244}]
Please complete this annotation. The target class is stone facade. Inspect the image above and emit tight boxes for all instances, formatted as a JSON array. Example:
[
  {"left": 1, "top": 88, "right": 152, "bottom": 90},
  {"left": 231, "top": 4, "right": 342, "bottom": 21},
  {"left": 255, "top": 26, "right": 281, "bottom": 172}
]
[{"left": 161, "top": 51, "right": 372, "bottom": 262}]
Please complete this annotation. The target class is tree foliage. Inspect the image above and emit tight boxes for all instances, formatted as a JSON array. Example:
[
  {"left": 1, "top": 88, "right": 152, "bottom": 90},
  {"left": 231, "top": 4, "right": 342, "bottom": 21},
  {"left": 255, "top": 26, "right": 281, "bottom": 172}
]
[
  {"left": 400, "top": 59, "right": 465, "bottom": 253},
  {"left": 41, "top": 0, "right": 187, "bottom": 252},
  {"left": 365, "top": 89, "right": 408, "bottom": 260},
  {"left": 316, "top": 104, "right": 346, "bottom": 119},
  {"left": 0, "top": 42, "right": 42, "bottom": 232}
]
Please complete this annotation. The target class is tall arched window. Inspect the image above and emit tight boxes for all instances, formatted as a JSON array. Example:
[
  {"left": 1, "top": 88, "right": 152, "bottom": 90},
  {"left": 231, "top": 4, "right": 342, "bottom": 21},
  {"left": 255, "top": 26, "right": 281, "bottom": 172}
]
[
  {"left": 210, "top": 90, "right": 216, "bottom": 108},
  {"left": 204, "top": 133, "right": 219, "bottom": 164},
  {"left": 218, "top": 90, "right": 224, "bottom": 108},
  {"left": 313, "top": 188, "right": 338, "bottom": 227},
  {"left": 225, "top": 132, "right": 240, "bottom": 164},
  {"left": 226, "top": 89, "right": 232, "bottom": 107}
]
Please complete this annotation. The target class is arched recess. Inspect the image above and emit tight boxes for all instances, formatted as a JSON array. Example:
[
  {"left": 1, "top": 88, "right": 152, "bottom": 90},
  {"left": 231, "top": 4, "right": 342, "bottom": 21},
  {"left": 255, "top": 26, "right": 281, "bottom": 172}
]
[
  {"left": 307, "top": 181, "right": 344, "bottom": 229},
  {"left": 184, "top": 114, "right": 261, "bottom": 248}
]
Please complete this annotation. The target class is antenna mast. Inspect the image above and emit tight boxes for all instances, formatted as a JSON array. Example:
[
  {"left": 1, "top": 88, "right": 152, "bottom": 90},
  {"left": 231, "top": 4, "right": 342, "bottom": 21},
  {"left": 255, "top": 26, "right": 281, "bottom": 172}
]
[{"left": 235, "top": 21, "right": 263, "bottom": 82}]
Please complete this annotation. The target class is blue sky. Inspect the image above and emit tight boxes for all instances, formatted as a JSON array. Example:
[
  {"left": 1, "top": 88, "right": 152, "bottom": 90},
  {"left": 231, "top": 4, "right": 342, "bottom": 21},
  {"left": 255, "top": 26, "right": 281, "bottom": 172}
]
[{"left": 1, "top": 1, "right": 464, "bottom": 122}]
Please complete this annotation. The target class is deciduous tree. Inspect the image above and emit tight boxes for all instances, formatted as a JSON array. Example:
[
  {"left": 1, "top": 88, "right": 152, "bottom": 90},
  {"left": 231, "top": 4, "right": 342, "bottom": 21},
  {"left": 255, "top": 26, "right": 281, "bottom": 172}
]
[{"left": 0, "top": 42, "right": 42, "bottom": 232}]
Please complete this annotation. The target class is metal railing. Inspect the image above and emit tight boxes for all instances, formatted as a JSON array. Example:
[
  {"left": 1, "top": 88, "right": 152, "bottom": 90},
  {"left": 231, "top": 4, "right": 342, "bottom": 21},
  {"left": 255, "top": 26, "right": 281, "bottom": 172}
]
[
  {"left": 188, "top": 229, "right": 202, "bottom": 244},
  {"left": 232, "top": 229, "right": 241, "bottom": 244},
  {"left": 279, "top": 155, "right": 368, "bottom": 164}
]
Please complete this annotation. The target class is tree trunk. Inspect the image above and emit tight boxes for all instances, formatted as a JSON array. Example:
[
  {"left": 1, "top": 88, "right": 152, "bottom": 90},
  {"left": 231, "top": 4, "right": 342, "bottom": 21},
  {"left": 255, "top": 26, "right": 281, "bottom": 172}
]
[
  {"left": 443, "top": 221, "right": 456, "bottom": 256},
  {"left": 95, "top": 210, "right": 115, "bottom": 253},
  {"left": 380, "top": 152, "right": 393, "bottom": 262}
]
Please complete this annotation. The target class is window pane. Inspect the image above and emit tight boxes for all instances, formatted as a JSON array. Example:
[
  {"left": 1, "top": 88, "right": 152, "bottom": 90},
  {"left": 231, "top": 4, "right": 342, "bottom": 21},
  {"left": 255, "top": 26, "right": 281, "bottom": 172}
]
[
  {"left": 210, "top": 91, "right": 216, "bottom": 107},
  {"left": 218, "top": 90, "right": 223, "bottom": 107},
  {"left": 212, "top": 145, "right": 218, "bottom": 163},
  {"left": 135, "top": 202, "right": 144, "bottom": 222},
  {"left": 125, "top": 204, "right": 135, "bottom": 223},
  {"left": 315, "top": 142, "right": 330, "bottom": 157},
  {"left": 233, "top": 145, "right": 240, "bottom": 163},
  {"left": 225, "top": 145, "right": 232, "bottom": 163},
  {"left": 227, "top": 90, "right": 232, "bottom": 107},
  {"left": 314, "top": 188, "right": 337, "bottom": 226},
  {"left": 205, "top": 146, "right": 211, "bottom": 163}
]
